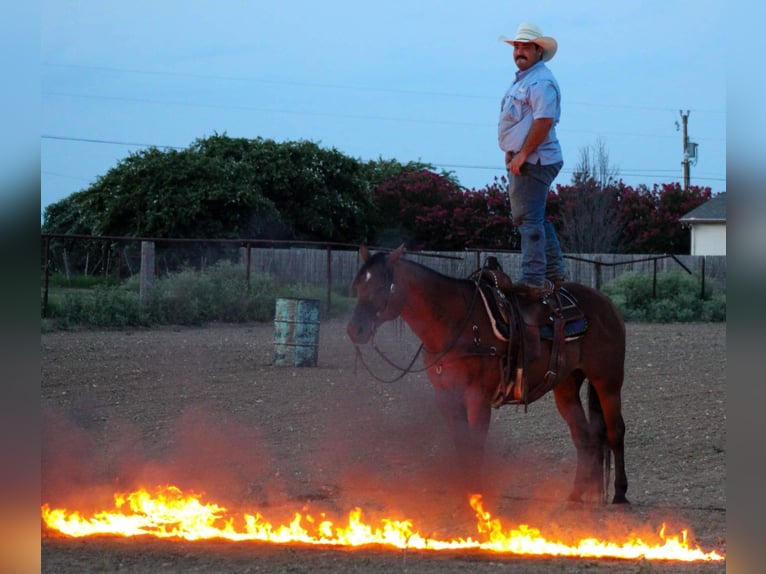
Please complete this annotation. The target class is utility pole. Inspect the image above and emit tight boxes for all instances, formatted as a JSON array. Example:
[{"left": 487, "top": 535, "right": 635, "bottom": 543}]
[{"left": 679, "top": 110, "right": 690, "bottom": 191}]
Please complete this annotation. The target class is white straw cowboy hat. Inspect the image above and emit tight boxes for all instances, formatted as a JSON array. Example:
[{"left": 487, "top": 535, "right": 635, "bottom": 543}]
[{"left": 499, "top": 22, "right": 558, "bottom": 62}]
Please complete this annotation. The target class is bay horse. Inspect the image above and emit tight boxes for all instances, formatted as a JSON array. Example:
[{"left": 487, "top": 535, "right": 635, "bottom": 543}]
[{"left": 346, "top": 245, "right": 628, "bottom": 504}]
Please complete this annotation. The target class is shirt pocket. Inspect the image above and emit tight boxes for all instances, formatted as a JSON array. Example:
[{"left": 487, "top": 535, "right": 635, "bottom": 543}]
[{"left": 500, "top": 87, "right": 528, "bottom": 124}]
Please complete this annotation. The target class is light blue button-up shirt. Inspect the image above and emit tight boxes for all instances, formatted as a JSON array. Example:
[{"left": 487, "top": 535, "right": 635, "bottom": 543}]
[{"left": 498, "top": 61, "right": 562, "bottom": 166}]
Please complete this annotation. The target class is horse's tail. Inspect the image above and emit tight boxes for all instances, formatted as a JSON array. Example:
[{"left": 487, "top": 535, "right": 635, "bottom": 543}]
[{"left": 587, "top": 381, "right": 611, "bottom": 503}]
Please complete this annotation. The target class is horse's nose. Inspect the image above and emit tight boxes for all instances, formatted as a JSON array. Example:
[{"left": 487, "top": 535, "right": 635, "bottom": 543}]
[
  {"left": 346, "top": 318, "right": 369, "bottom": 344},
  {"left": 346, "top": 320, "right": 361, "bottom": 343}
]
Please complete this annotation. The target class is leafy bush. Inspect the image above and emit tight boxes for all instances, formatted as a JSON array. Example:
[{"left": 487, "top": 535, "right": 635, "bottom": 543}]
[
  {"left": 46, "top": 272, "right": 121, "bottom": 289},
  {"left": 43, "top": 261, "right": 355, "bottom": 329},
  {"left": 48, "top": 285, "right": 145, "bottom": 329},
  {"left": 602, "top": 271, "right": 726, "bottom": 322}
]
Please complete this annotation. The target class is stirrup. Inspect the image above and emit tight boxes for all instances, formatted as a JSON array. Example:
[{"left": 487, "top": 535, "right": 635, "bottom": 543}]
[
  {"left": 512, "top": 279, "right": 554, "bottom": 299},
  {"left": 548, "top": 275, "right": 566, "bottom": 291}
]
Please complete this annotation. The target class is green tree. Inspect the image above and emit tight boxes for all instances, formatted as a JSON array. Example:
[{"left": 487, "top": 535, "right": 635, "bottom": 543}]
[
  {"left": 42, "top": 134, "right": 378, "bottom": 244},
  {"left": 41, "top": 192, "right": 94, "bottom": 236},
  {"left": 360, "top": 157, "right": 440, "bottom": 189},
  {"left": 41, "top": 192, "right": 102, "bottom": 277}
]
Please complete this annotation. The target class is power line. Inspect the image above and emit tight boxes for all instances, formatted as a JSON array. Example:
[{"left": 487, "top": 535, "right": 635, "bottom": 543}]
[
  {"left": 41, "top": 135, "right": 725, "bottom": 183},
  {"left": 433, "top": 163, "right": 724, "bottom": 182},
  {"left": 41, "top": 170, "right": 92, "bottom": 182},
  {"left": 42, "top": 91, "right": 724, "bottom": 142},
  {"left": 42, "top": 133, "right": 183, "bottom": 150},
  {"left": 43, "top": 62, "right": 492, "bottom": 101},
  {"left": 43, "top": 62, "right": 727, "bottom": 115},
  {"left": 42, "top": 90, "right": 488, "bottom": 129}
]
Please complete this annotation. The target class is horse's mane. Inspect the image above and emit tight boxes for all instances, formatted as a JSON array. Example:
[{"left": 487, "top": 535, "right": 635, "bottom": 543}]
[
  {"left": 402, "top": 256, "right": 474, "bottom": 285},
  {"left": 362, "top": 251, "right": 473, "bottom": 287}
]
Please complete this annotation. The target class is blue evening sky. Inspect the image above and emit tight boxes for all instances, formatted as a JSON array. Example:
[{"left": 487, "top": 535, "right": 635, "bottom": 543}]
[{"left": 41, "top": 0, "right": 726, "bottom": 219}]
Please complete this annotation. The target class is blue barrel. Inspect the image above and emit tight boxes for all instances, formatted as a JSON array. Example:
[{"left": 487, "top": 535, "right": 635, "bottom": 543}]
[{"left": 273, "top": 298, "right": 321, "bottom": 367}]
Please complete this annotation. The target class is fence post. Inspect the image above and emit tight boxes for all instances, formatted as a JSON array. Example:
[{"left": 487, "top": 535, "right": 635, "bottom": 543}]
[
  {"left": 43, "top": 236, "right": 51, "bottom": 318},
  {"left": 595, "top": 260, "right": 602, "bottom": 290},
  {"left": 245, "top": 243, "right": 252, "bottom": 293},
  {"left": 652, "top": 259, "right": 658, "bottom": 298},
  {"left": 700, "top": 256, "right": 706, "bottom": 299},
  {"left": 101, "top": 242, "right": 108, "bottom": 278},
  {"left": 325, "top": 246, "right": 332, "bottom": 314},
  {"left": 62, "top": 248, "right": 71, "bottom": 280},
  {"left": 140, "top": 241, "right": 156, "bottom": 304}
]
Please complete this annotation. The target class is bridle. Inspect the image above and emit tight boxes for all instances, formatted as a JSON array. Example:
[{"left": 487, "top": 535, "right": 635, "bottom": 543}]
[{"left": 352, "top": 264, "right": 497, "bottom": 383}]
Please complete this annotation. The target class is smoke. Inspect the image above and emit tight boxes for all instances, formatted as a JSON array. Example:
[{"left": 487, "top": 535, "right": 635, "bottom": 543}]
[
  {"left": 42, "top": 378, "right": 487, "bottom": 532},
  {"left": 42, "top": 376, "right": 659, "bottom": 542},
  {"left": 41, "top": 402, "right": 283, "bottom": 511}
]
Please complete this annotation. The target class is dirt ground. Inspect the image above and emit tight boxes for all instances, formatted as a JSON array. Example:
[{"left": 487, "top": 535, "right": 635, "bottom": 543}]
[{"left": 41, "top": 317, "right": 726, "bottom": 573}]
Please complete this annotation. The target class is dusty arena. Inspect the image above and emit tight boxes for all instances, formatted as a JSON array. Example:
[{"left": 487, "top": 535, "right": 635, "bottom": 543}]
[{"left": 41, "top": 318, "right": 726, "bottom": 573}]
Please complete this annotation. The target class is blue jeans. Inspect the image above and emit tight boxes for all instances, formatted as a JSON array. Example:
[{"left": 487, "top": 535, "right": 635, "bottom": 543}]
[{"left": 508, "top": 160, "right": 565, "bottom": 287}]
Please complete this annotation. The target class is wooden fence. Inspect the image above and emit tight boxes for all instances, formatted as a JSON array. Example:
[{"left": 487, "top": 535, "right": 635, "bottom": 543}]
[
  {"left": 40, "top": 234, "right": 727, "bottom": 315},
  {"left": 247, "top": 247, "right": 726, "bottom": 295}
]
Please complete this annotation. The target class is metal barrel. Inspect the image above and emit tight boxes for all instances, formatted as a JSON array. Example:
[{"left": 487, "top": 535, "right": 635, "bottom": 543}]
[{"left": 273, "top": 297, "right": 321, "bottom": 367}]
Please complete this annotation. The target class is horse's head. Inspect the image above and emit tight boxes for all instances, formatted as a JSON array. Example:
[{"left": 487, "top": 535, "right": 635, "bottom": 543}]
[{"left": 346, "top": 245, "right": 405, "bottom": 344}]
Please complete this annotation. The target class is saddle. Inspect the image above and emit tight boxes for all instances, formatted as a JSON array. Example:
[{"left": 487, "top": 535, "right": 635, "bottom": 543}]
[{"left": 473, "top": 257, "right": 587, "bottom": 409}]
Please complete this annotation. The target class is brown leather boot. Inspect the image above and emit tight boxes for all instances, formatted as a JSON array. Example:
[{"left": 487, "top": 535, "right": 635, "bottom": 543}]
[
  {"left": 523, "top": 285, "right": 544, "bottom": 299},
  {"left": 512, "top": 280, "right": 553, "bottom": 300},
  {"left": 548, "top": 275, "right": 566, "bottom": 291}
]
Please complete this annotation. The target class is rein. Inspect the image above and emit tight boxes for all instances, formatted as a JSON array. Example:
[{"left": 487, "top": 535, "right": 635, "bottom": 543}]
[
  {"left": 353, "top": 340, "right": 424, "bottom": 384},
  {"left": 353, "top": 276, "right": 493, "bottom": 383}
]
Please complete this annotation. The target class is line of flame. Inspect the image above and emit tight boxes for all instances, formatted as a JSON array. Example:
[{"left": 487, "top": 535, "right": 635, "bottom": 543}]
[{"left": 41, "top": 486, "right": 723, "bottom": 562}]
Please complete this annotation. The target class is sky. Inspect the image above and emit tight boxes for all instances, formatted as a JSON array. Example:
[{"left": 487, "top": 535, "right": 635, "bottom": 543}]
[{"left": 40, "top": 0, "right": 726, "bottom": 221}]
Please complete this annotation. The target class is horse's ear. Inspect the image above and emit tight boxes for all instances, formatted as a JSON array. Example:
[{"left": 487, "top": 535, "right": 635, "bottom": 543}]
[
  {"left": 388, "top": 244, "right": 405, "bottom": 263},
  {"left": 359, "top": 245, "right": 370, "bottom": 262}
]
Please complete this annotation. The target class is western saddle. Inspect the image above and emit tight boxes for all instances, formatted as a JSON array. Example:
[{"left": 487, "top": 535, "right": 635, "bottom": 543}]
[{"left": 472, "top": 257, "right": 587, "bottom": 409}]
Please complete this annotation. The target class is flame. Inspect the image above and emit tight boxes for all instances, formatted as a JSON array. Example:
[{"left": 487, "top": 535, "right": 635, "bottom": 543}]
[{"left": 41, "top": 486, "right": 723, "bottom": 562}]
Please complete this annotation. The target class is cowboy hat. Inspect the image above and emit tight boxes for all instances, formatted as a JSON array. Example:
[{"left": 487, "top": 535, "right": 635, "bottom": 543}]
[{"left": 499, "top": 22, "right": 557, "bottom": 62}]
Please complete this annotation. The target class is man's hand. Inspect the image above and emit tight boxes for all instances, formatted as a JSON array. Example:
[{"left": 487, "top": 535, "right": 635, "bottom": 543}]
[
  {"left": 505, "top": 117, "right": 554, "bottom": 174},
  {"left": 507, "top": 150, "right": 529, "bottom": 175}
]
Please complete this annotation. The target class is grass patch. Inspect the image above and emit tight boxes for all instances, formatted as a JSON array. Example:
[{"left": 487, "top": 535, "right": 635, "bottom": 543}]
[
  {"left": 43, "top": 261, "right": 355, "bottom": 330},
  {"left": 46, "top": 272, "right": 121, "bottom": 289},
  {"left": 602, "top": 270, "right": 726, "bottom": 322}
]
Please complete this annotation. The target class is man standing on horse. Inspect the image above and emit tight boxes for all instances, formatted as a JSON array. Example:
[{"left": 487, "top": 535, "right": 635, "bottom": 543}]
[{"left": 498, "top": 22, "right": 566, "bottom": 299}]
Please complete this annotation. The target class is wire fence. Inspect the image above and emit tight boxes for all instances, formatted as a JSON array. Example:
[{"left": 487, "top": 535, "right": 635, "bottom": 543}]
[{"left": 40, "top": 234, "right": 727, "bottom": 315}]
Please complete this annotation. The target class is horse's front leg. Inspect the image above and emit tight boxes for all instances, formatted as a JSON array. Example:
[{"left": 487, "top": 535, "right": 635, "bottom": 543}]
[
  {"left": 552, "top": 375, "right": 601, "bottom": 502},
  {"left": 433, "top": 384, "right": 491, "bottom": 492}
]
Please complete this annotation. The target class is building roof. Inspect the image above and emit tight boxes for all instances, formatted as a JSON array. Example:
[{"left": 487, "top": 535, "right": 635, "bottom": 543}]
[{"left": 679, "top": 193, "right": 726, "bottom": 223}]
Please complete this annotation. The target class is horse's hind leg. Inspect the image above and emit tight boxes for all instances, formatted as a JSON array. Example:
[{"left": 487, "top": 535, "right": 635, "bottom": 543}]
[
  {"left": 552, "top": 372, "right": 602, "bottom": 502},
  {"left": 592, "top": 386, "right": 629, "bottom": 503}
]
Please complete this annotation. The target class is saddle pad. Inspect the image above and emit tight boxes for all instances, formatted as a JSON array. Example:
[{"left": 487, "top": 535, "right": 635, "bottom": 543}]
[{"left": 540, "top": 317, "right": 588, "bottom": 340}]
